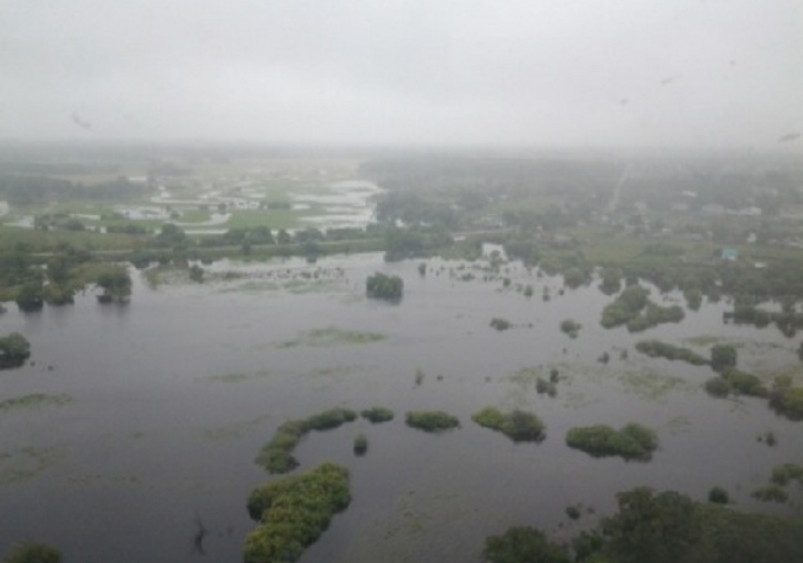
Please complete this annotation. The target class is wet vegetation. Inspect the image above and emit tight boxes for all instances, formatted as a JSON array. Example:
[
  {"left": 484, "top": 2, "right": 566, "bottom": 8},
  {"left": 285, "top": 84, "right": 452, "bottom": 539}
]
[
  {"left": 708, "top": 486, "right": 730, "bottom": 504},
  {"left": 0, "top": 332, "right": 30, "bottom": 369},
  {"left": 244, "top": 462, "right": 351, "bottom": 563},
  {"left": 2, "top": 543, "right": 62, "bottom": 563},
  {"left": 484, "top": 487, "right": 803, "bottom": 563},
  {"left": 768, "top": 375, "right": 803, "bottom": 420},
  {"left": 360, "top": 407, "right": 394, "bottom": 423},
  {"left": 365, "top": 272, "right": 403, "bottom": 301},
  {"left": 560, "top": 319, "right": 581, "bottom": 339},
  {"left": 353, "top": 434, "right": 368, "bottom": 456},
  {"left": 405, "top": 410, "right": 460, "bottom": 432},
  {"left": 634, "top": 340, "right": 708, "bottom": 366},
  {"left": 0, "top": 394, "right": 73, "bottom": 413},
  {"left": 600, "top": 285, "right": 684, "bottom": 332},
  {"left": 255, "top": 408, "right": 357, "bottom": 473},
  {"left": 490, "top": 317, "right": 512, "bottom": 331},
  {"left": 770, "top": 463, "right": 803, "bottom": 486},
  {"left": 4, "top": 150, "right": 803, "bottom": 562},
  {"left": 566, "top": 423, "right": 658, "bottom": 461},
  {"left": 471, "top": 407, "right": 546, "bottom": 442},
  {"left": 279, "top": 327, "right": 385, "bottom": 348}
]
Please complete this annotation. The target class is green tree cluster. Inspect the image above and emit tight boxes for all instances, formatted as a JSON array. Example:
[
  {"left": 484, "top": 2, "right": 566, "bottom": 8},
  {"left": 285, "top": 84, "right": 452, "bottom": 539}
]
[
  {"left": 366, "top": 272, "right": 403, "bottom": 301},
  {"left": 600, "top": 285, "right": 684, "bottom": 332},
  {"left": 96, "top": 266, "right": 132, "bottom": 302},
  {"left": 244, "top": 463, "right": 351, "bottom": 563},
  {"left": 0, "top": 333, "right": 31, "bottom": 369}
]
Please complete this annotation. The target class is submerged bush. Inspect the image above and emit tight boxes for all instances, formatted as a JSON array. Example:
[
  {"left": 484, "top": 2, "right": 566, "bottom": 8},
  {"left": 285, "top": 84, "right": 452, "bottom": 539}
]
[
  {"left": 305, "top": 408, "right": 357, "bottom": 431},
  {"left": 483, "top": 527, "right": 571, "bottom": 563},
  {"left": 366, "top": 272, "right": 403, "bottom": 300},
  {"left": 711, "top": 344, "right": 737, "bottom": 373},
  {"left": 708, "top": 486, "right": 730, "bottom": 504},
  {"left": 0, "top": 332, "right": 31, "bottom": 369},
  {"left": 770, "top": 463, "right": 803, "bottom": 486},
  {"left": 635, "top": 340, "right": 708, "bottom": 365},
  {"left": 244, "top": 462, "right": 351, "bottom": 563},
  {"left": 769, "top": 375, "right": 803, "bottom": 421},
  {"left": 405, "top": 410, "right": 460, "bottom": 432},
  {"left": 560, "top": 319, "right": 581, "bottom": 338},
  {"left": 490, "top": 317, "right": 512, "bottom": 331},
  {"left": 472, "top": 407, "right": 546, "bottom": 442},
  {"left": 566, "top": 423, "right": 658, "bottom": 461},
  {"left": 705, "top": 369, "right": 767, "bottom": 399},
  {"left": 353, "top": 434, "right": 368, "bottom": 456},
  {"left": 3, "top": 543, "right": 62, "bottom": 563},
  {"left": 360, "top": 407, "right": 394, "bottom": 423},
  {"left": 751, "top": 485, "right": 789, "bottom": 503}
]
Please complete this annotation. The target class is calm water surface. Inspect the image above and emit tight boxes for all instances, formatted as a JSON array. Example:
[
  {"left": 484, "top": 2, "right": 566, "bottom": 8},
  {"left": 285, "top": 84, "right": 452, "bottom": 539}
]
[{"left": 1, "top": 253, "right": 801, "bottom": 562}]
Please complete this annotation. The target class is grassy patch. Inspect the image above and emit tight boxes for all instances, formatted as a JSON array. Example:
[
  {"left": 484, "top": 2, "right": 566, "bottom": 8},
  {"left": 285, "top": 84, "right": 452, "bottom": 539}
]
[
  {"left": 0, "top": 394, "right": 74, "bottom": 413},
  {"left": 200, "top": 370, "right": 271, "bottom": 384},
  {"left": 635, "top": 340, "right": 709, "bottom": 366},
  {"left": 280, "top": 327, "right": 386, "bottom": 348},
  {"left": 618, "top": 369, "right": 691, "bottom": 402},
  {"left": 0, "top": 446, "right": 63, "bottom": 487}
]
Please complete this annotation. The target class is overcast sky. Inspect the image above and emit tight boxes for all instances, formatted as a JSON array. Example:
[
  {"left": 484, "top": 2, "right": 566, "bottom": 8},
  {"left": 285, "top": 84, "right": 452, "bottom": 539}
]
[{"left": 1, "top": 0, "right": 800, "bottom": 149}]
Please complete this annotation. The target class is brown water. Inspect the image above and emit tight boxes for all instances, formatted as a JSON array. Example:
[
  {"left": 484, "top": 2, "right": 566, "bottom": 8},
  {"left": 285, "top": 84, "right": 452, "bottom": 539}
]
[{"left": 0, "top": 253, "right": 801, "bottom": 562}]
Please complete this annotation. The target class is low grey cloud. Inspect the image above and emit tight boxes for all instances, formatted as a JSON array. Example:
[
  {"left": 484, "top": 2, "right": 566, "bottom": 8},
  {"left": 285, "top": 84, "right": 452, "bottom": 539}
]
[{"left": 0, "top": 0, "right": 800, "bottom": 149}]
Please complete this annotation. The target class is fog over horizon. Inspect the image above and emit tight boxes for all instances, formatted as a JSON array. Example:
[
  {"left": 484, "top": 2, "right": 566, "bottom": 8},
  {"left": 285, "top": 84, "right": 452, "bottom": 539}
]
[{"left": 1, "top": 0, "right": 800, "bottom": 151}]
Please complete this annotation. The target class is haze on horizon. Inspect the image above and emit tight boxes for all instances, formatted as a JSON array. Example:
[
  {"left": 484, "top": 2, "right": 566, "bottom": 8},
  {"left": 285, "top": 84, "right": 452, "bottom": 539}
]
[{"left": 1, "top": 0, "right": 800, "bottom": 151}]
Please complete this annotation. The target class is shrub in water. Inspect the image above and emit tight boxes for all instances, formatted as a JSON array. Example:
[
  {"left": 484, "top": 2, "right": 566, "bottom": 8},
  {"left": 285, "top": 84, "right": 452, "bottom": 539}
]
[
  {"left": 360, "top": 407, "right": 394, "bottom": 423},
  {"left": 405, "top": 410, "right": 460, "bottom": 432},
  {"left": 708, "top": 486, "right": 729, "bottom": 504},
  {"left": 472, "top": 407, "right": 546, "bottom": 442},
  {"left": 353, "top": 434, "right": 368, "bottom": 456},
  {"left": 566, "top": 423, "right": 658, "bottom": 461},
  {"left": 3, "top": 544, "right": 62, "bottom": 563}
]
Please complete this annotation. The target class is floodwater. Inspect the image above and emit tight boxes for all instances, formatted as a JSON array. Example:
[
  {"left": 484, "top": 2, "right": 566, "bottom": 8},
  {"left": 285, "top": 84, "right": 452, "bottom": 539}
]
[{"left": 1, "top": 253, "right": 801, "bottom": 563}]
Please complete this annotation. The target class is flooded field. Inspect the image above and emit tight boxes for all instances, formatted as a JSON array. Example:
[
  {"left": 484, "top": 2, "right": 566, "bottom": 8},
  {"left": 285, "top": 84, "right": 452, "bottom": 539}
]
[{"left": 1, "top": 253, "right": 801, "bottom": 562}]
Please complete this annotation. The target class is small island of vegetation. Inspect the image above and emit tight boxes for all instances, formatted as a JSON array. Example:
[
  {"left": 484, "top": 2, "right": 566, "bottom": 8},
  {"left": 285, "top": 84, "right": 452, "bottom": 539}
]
[
  {"left": 245, "top": 462, "right": 351, "bottom": 563},
  {"left": 405, "top": 410, "right": 460, "bottom": 432},
  {"left": 472, "top": 407, "right": 546, "bottom": 442},
  {"left": 366, "top": 272, "right": 403, "bottom": 301},
  {"left": 566, "top": 422, "right": 658, "bottom": 461},
  {"left": 255, "top": 408, "right": 357, "bottom": 473},
  {"left": 360, "top": 407, "right": 394, "bottom": 423},
  {"left": 560, "top": 319, "right": 581, "bottom": 339},
  {"left": 0, "top": 332, "right": 31, "bottom": 369}
]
